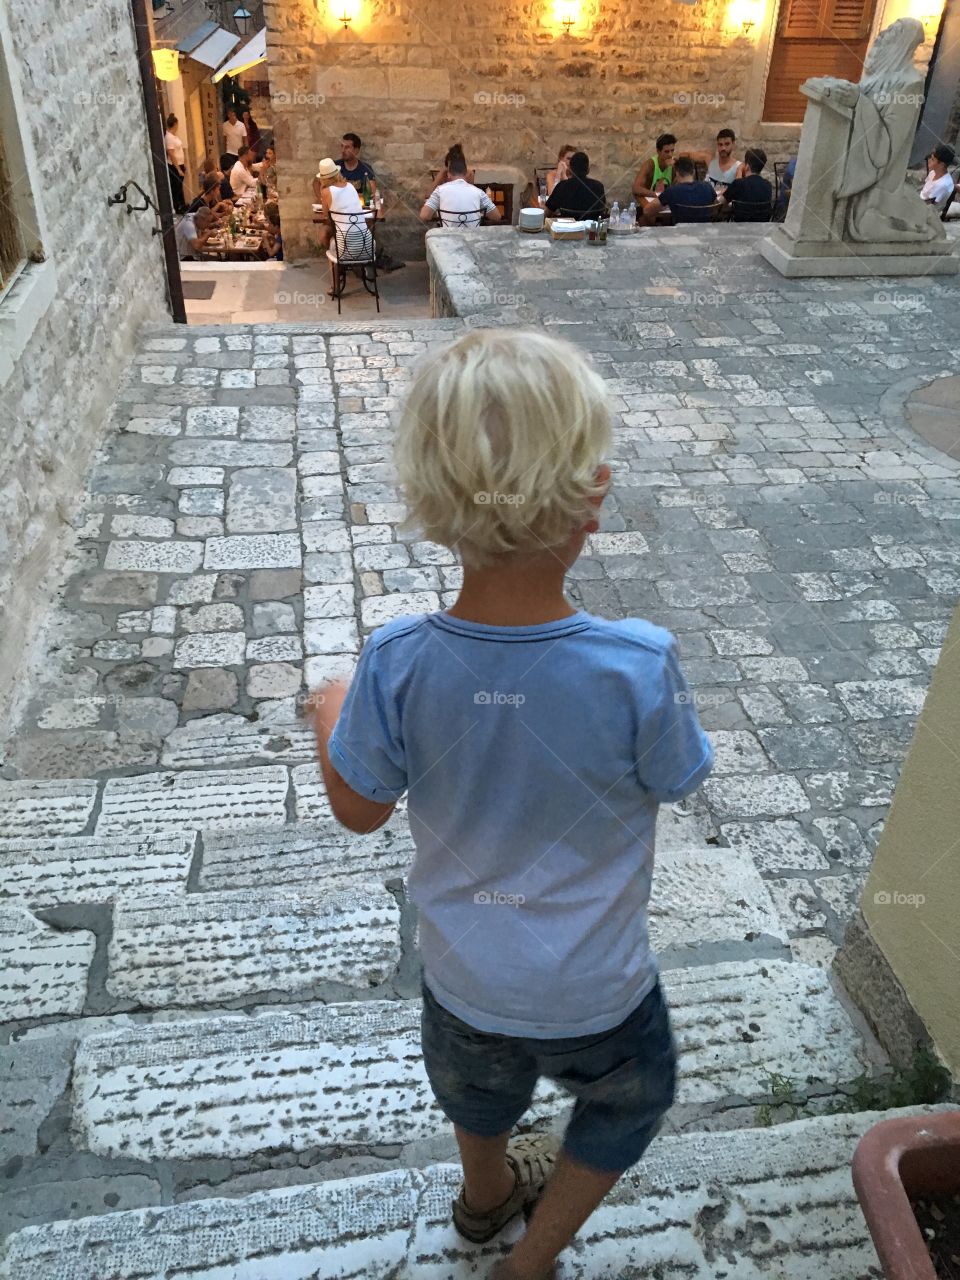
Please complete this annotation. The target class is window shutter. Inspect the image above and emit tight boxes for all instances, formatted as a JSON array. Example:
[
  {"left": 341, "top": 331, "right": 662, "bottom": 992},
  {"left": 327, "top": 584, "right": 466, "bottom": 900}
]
[
  {"left": 781, "top": 0, "right": 827, "bottom": 38},
  {"left": 763, "top": 0, "right": 876, "bottom": 122}
]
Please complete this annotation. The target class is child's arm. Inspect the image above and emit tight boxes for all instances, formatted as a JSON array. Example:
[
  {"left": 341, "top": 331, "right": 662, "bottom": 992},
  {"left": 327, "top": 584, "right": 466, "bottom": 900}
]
[{"left": 308, "top": 681, "right": 398, "bottom": 834}]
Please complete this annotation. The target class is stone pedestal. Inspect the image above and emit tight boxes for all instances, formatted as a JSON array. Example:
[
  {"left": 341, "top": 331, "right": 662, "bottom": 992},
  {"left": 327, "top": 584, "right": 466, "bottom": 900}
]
[{"left": 760, "top": 226, "right": 959, "bottom": 277}]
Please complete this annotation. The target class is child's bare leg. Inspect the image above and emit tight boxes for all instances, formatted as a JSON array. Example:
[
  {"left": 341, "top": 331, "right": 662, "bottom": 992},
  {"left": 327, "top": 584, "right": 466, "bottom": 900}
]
[
  {"left": 454, "top": 1124, "right": 515, "bottom": 1212},
  {"left": 493, "top": 1148, "right": 621, "bottom": 1280}
]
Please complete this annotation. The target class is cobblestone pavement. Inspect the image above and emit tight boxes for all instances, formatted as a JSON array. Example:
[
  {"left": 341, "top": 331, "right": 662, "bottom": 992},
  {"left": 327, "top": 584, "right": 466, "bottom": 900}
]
[{"left": 1, "top": 234, "right": 958, "bottom": 1262}]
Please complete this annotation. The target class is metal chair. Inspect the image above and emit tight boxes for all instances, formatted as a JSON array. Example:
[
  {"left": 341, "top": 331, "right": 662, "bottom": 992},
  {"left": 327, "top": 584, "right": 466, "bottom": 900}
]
[
  {"left": 325, "top": 210, "right": 379, "bottom": 315},
  {"left": 434, "top": 207, "right": 485, "bottom": 228},
  {"left": 940, "top": 172, "right": 959, "bottom": 221}
]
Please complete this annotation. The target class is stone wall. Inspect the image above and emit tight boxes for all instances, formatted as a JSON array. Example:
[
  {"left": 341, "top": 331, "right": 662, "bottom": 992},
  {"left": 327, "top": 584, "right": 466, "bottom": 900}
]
[
  {"left": 264, "top": 0, "right": 800, "bottom": 261},
  {"left": 1, "top": 1, "right": 169, "bottom": 737}
]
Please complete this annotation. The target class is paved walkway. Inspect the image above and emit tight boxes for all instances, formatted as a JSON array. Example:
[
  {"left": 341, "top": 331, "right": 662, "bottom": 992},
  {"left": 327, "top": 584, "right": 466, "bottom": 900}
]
[{"left": 1, "top": 229, "right": 958, "bottom": 1267}]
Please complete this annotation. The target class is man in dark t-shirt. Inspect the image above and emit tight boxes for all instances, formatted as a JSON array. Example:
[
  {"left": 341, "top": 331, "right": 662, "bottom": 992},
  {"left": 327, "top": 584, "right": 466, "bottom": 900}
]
[
  {"left": 645, "top": 156, "right": 717, "bottom": 225},
  {"left": 545, "top": 150, "right": 606, "bottom": 219},
  {"left": 722, "top": 148, "right": 774, "bottom": 223},
  {"left": 336, "top": 132, "right": 378, "bottom": 196}
]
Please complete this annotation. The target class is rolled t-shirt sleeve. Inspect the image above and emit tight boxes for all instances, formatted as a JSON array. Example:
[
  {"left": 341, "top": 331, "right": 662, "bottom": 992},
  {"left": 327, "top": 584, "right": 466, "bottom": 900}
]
[
  {"left": 327, "top": 640, "right": 407, "bottom": 803},
  {"left": 634, "top": 642, "right": 714, "bottom": 803}
]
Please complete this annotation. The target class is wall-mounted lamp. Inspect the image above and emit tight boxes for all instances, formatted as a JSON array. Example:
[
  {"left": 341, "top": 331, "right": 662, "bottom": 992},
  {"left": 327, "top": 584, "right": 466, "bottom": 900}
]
[
  {"left": 329, "top": 0, "right": 361, "bottom": 28},
  {"left": 553, "top": 0, "right": 581, "bottom": 35},
  {"left": 725, "top": 0, "right": 764, "bottom": 35},
  {"left": 151, "top": 47, "right": 180, "bottom": 81}
]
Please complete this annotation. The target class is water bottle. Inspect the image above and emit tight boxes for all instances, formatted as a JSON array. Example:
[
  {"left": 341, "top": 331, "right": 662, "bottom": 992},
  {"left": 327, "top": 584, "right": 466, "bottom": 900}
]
[
  {"left": 626, "top": 201, "right": 637, "bottom": 228},
  {"left": 610, "top": 200, "right": 620, "bottom": 227}
]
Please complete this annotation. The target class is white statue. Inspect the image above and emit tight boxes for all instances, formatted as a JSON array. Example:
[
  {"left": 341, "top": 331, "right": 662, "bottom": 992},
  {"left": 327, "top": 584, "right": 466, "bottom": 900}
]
[
  {"left": 802, "top": 18, "right": 942, "bottom": 243},
  {"left": 761, "top": 17, "right": 957, "bottom": 276}
]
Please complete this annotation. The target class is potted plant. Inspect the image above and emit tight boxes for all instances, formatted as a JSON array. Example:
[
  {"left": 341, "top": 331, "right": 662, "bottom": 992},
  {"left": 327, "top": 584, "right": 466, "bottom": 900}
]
[{"left": 853, "top": 1111, "right": 960, "bottom": 1279}]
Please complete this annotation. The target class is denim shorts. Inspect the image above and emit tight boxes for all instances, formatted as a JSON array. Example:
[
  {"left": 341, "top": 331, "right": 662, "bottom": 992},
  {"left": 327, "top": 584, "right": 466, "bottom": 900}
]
[{"left": 420, "top": 978, "right": 678, "bottom": 1172}]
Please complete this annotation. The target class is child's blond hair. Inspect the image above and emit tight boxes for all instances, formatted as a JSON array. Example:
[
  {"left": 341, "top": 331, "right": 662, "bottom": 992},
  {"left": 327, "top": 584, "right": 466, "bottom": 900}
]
[{"left": 395, "top": 329, "right": 611, "bottom": 565}]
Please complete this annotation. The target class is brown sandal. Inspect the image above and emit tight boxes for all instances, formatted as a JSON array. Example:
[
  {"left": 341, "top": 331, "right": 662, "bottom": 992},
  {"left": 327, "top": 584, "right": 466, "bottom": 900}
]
[{"left": 452, "top": 1132, "right": 559, "bottom": 1244}]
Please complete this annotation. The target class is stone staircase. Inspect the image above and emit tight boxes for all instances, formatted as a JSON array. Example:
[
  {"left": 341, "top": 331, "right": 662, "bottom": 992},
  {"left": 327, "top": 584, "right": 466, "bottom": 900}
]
[{"left": 0, "top": 772, "right": 918, "bottom": 1277}]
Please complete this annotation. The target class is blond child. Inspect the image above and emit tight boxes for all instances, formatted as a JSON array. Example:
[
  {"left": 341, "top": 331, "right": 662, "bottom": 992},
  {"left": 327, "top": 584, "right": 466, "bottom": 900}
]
[{"left": 311, "top": 329, "right": 713, "bottom": 1279}]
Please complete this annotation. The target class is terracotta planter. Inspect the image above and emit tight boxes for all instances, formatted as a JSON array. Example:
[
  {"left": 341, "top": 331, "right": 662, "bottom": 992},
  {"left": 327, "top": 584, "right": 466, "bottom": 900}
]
[{"left": 853, "top": 1111, "right": 960, "bottom": 1279}]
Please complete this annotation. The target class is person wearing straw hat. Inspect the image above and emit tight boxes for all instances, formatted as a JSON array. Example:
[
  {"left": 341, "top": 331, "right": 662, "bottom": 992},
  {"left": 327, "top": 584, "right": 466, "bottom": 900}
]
[{"left": 314, "top": 156, "right": 363, "bottom": 252}]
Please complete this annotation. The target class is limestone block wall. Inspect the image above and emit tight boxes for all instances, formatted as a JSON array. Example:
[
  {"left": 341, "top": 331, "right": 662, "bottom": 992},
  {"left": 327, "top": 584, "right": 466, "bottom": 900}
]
[
  {"left": 264, "top": 0, "right": 799, "bottom": 260},
  {"left": 1, "top": 2, "right": 168, "bottom": 737}
]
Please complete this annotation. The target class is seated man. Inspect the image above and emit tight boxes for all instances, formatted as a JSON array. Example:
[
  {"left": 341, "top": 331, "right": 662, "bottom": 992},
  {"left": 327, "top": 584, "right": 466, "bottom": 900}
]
[
  {"left": 921, "top": 144, "right": 956, "bottom": 209},
  {"left": 705, "top": 128, "right": 744, "bottom": 190},
  {"left": 338, "top": 131, "right": 378, "bottom": 198},
  {"left": 230, "top": 147, "right": 259, "bottom": 198},
  {"left": 175, "top": 206, "right": 214, "bottom": 261},
  {"left": 640, "top": 155, "right": 717, "bottom": 225},
  {"left": 218, "top": 154, "right": 236, "bottom": 203},
  {"left": 545, "top": 150, "right": 606, "bottom": 219},
  {"left": 420, "top": 153, "right": 501, "bottom": 227},
  {"left": 721, "top": 148, "right": 774, "bottom": 222},
  {"left": 187, "top": 175, "right": 233, "bottom": 220},
  {"left": 633, "top": 134, "right": 676, "bottom": 199}
]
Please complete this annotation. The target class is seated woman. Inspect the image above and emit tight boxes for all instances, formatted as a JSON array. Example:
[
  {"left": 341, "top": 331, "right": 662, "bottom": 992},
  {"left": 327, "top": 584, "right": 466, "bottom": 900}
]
[
  {"left": 259, "top": 145, "right": 278, "bottom": 194},
  {"left": 546, "top": 144, "right": 577, "bottom": 197},
  {"left": 316, "top": 157, "right": 374, "bottom": 283},
  {"left": 262, "top": 201, "right": 283, "bottom": 260},
  {"left": 427, "top": 142, "right": 475, "bottom": 197}
]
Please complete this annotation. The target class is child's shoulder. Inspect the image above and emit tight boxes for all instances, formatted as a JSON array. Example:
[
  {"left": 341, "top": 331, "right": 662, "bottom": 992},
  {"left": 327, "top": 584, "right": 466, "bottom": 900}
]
[
  {"left": 363, "top": 613, "right": 432, "bottom": 655},
  {"left": 585, "top": 613, "right": 676, "bottom": 659}
]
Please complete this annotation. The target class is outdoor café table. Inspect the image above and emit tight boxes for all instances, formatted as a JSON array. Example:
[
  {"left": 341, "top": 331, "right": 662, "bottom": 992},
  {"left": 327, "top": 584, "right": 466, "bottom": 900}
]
[{"left": 196, "top": 231, "right": 265, "bottom": 262}]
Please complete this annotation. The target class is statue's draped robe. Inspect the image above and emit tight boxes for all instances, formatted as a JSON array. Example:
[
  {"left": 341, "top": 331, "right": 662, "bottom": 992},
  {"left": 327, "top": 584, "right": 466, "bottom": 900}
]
[{"left": 835, "top": 70, "right": 944, "bottom": 242}]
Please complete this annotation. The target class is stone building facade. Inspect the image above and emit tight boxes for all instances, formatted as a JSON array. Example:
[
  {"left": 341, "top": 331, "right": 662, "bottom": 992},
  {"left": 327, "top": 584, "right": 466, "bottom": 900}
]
[
  {"left": 0, "top": 1, "right": 169, "bottom": 737},
  {"left": 264, "top": 0, "right": 937, "bottom": 260}
]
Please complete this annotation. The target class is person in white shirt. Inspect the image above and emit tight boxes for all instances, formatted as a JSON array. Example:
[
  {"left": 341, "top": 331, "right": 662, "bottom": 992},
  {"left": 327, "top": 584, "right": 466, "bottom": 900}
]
[
  {"left": 230, "top": 147, "right": 259, "bottom": 198},
  {"left": 419, "top": 154, "right": 501, "bottom": 227},
  {"left": 164, "top": 113, "right": 187, "bottom": 214},
  {"left": 921, "top": 144, "right": 956, "bottom": 209},
  {"left": 221, "top": 109, "right": 247, "bottom": 165}
]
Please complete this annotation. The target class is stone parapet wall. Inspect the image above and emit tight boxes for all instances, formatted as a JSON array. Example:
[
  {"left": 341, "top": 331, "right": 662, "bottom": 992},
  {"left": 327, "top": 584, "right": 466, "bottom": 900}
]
[
  {"left": 1, "top": 2, "right": 168, "bottom": 737},
  {"left": 264, "top": 0, "right": 799, "bottom": 261}
]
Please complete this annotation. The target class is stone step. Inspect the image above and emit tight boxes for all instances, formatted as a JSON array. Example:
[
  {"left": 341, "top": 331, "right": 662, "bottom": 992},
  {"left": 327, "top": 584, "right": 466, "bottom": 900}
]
[
  {"left": 105, "top": 887, "right": 402, "bottom": 1007},
  {"left": 0, "top": 834, "right": 195, "bottom": 909},
  {"left": 71, "top": 959, "right": 874, "bottom": 1163},
  {"left": 0, "top": 907, "right": 96, "bottom": 1022},
  {"left": 0, "top": 779, "right": 98, "bottom": 839},
  {"left": 196, "top": 820, "right": 414, "bottom": 892},
  {"left": 5, "top": 1107, "right": 938, "bottom": 1278}
]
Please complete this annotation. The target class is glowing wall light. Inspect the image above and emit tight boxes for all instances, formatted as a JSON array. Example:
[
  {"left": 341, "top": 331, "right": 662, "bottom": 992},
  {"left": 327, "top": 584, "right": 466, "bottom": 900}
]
[
  {"left": 726, "top": 0, "right": 765, "bottom": 35},
  {"left": 553, "top": 0, "right": 581, "bottom": 35},
  {"left": 152, "top": 48, "right": 180, "bottom": 81},
  {"left": 327, "top": 0, "right": 361, "bottom": 28}
]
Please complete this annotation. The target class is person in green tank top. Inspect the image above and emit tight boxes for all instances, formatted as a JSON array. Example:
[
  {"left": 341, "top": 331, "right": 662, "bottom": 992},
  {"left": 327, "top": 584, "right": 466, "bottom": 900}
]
[{"left": 633, "top": 133, "right": 677, "bottom": 200}]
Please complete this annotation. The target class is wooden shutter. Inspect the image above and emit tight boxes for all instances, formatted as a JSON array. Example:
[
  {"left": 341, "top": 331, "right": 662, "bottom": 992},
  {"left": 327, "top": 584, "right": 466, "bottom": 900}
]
[{"left": 763, "top": 0, "right": 877, "bottom": 122}]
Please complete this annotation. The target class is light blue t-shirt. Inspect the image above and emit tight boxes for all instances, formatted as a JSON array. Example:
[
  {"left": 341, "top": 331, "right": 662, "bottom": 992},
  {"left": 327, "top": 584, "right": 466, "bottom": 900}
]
[{"left": 328, "top": 610, "right": 713, "bottom": 1038}]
